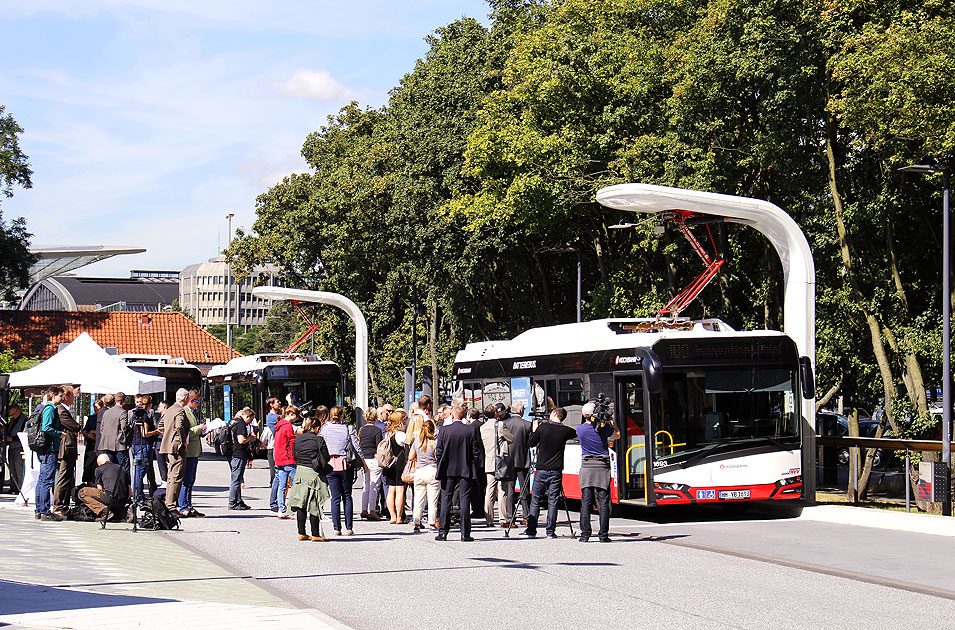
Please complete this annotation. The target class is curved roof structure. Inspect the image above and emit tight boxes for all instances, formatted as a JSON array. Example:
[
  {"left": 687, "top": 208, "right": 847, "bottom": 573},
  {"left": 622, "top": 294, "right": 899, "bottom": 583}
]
[{"left": 28, "top": 245, "right": 147, "bottom": 285}]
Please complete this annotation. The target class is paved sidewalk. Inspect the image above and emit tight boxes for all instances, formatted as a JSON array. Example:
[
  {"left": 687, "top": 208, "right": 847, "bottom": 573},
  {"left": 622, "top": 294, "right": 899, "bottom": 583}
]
[{"left": 0, "top": 500, "right": 349, "bottom": 630}]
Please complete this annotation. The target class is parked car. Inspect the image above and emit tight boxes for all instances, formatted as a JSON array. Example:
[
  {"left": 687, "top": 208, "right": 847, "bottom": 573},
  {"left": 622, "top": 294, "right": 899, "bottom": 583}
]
[{"left": 817, "top": 410, "right": 889, "bottom": 467}]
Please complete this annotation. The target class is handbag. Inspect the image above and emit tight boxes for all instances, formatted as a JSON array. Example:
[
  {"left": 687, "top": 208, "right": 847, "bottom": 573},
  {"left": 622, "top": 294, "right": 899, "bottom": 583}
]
[
  {"left": 493, "top": 420, "right": 515, "bottom": 481},
  {"left": 345, "top": 426, "right": 364, "bottom": 469},
  {"left": 401, "top": 460, "right": 416, "bottom": 484}
]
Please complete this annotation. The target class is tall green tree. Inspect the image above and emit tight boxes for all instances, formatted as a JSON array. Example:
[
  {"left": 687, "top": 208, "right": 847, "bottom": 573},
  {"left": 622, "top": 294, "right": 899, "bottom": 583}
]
[{"left": 0, "top": 105, "right": 35, "bottom": 305}]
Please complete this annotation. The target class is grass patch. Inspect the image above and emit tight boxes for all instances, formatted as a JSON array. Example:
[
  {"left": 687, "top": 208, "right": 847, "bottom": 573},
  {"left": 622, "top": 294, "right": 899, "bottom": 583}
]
[{"left": 815, "top": 491, "right": 915, "bottom": 513}]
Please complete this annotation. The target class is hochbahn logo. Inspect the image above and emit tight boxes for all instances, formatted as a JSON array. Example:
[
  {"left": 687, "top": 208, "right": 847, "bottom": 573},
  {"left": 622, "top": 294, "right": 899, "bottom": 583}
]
[
  {"left": 512, "top": 360, "right": 537, "bottom": 370},
  {"left": 614, "top": 355, "right": 640, "bottom": 365}
]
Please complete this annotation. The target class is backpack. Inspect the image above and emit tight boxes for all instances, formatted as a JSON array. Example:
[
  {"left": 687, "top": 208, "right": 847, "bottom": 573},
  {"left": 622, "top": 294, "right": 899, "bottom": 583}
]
[
  {"left": 26, "top": 403, "right": 51, "bottom": 454},
  {"left": 139, "top": 495, "right": 180, "bottom": 530},
  {"left": 67, "top": 503, "right": 97, "bottom": 522},
  {"left": 375, "top": 434, "right": 398, "bottom": 469},
  {"left": 211, "top": 420, "right": 236, "bottom": 458}
]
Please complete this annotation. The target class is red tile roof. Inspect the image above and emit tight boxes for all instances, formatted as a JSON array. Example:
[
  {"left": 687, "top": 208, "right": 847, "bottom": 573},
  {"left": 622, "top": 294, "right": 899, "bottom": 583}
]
[{"left": 0, "top": 311, "right": 239, "bottom": 364}]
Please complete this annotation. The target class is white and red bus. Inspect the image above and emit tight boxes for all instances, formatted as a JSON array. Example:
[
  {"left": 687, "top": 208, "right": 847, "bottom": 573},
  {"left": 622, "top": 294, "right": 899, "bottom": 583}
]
[{"left": 452, "top": 317, "right": 814, "bottom": 506}]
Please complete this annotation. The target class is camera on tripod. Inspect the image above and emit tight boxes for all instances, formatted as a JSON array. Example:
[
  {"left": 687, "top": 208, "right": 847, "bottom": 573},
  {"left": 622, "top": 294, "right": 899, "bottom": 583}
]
[{"left": 588, "top": 393, "right": 614, "bottom": 430}]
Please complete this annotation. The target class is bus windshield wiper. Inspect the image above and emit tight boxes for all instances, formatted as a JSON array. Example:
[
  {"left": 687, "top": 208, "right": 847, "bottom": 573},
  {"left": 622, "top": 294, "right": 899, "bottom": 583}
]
[{"left": 678, "top": 442, "right": 735, "bottom": 469}]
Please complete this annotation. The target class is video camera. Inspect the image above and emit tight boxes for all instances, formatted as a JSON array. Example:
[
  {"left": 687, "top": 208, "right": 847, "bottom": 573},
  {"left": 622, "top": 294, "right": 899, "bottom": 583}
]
[{"left": 587, "top": 393, "right": 614, "bottom": 431}]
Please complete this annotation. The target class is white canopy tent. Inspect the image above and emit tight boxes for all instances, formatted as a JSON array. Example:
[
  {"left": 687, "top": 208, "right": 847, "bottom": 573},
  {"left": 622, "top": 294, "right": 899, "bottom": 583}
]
[{"left": 5, "top": 332, "right": 166, "bottom": 394}]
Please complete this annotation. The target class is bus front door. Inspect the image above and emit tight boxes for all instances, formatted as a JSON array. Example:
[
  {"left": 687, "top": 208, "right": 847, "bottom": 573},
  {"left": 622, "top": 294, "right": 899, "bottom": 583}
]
[{"left": 615, "top": 375, "right": 647, "bottom": 502}]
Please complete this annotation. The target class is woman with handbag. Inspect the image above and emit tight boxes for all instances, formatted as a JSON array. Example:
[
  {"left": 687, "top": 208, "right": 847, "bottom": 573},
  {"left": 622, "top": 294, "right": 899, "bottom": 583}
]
[
  {"left": 381, "top": 410, "right": 408, "bottom": 524},
  {"left": 410, "top": 419, "right": 439, "bottom": 532},
  {"left": 319, "top": 406, "right": 362, "bottom": 535},
  {"left": 287, "top": 411, "right": 331, "bottom": 541}
]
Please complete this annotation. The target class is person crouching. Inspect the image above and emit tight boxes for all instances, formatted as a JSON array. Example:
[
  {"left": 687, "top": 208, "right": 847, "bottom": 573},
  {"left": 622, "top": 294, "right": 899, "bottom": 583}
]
[{"left": 78, "top": 454, "right": 131, "bottom": 521}]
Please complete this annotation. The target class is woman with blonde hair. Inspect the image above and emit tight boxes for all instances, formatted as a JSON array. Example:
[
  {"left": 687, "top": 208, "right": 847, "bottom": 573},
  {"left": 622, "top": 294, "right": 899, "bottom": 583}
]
[
  {"left": 381, "top": 410, "right": 408, "bottom": 524},
  {"left": 410, "top": 418, "right": 440, "bottom": 532},
  {"left": 287, "top": 410, "right": 331, "bottom": 541},
  {"left": 319, "top": 405, "right": 361, "bottom": 535}
]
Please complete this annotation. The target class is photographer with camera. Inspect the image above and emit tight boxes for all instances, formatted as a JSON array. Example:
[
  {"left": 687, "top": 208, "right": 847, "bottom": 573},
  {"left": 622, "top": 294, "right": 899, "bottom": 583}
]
[
  {"left": 576, "top": 396, "right": 619, "bottom": 543},
  {"left": 523, "top": 407, "right": 576, "bottom": 538}
]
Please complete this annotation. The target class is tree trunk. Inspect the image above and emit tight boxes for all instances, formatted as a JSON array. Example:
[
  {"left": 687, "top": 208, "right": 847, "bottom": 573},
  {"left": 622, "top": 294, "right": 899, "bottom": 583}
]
[
  {"left": 847, "top": 410, "right": 859, "bottom": 504},
  {"left": 826, "top": 119, "right": 900, "bottom": 434},
  {"left": 368, "top": 362, "right": 383, "bottom": 408},
  {"left": 815, "top": 378, "right": 842, "bottom": 413}
]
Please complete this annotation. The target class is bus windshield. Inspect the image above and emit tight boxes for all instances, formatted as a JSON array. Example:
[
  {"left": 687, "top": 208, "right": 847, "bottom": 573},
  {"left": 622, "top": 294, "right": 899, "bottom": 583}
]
[{"left": 651, "top": 366, "right": 800, "bottom": 460}]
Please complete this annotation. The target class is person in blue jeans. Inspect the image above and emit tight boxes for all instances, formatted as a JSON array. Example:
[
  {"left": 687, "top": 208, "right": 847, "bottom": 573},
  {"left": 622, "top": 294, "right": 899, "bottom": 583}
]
[
  {"left": 228, "top": 408, "right": 256, "bottom": 510},
  {"left": 129, "top": 396, "right": 160, "bottom": 503},
  {"left": 35, "top": 386, "right": 65, "bottom": 521},
  {"left": 270, "top": 406, "right": 298, "bottom": 517},
  {"left": 319, "top": 406, "right": 361, "bottom": 535},
  {"left": 523, "top": 407, "right": 577, "bottom": 538}
]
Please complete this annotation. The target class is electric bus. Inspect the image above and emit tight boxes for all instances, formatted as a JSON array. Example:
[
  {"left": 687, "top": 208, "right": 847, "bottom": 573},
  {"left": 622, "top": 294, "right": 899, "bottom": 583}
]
[
  {"left": 452, "top": 317, "right": 814, "bottom": 506},
  {"left": 118, "top": 355, "right": 203, "bottom": 406},
  {"left": 205, "top": 354, "right": 343, "bottom": 426}
]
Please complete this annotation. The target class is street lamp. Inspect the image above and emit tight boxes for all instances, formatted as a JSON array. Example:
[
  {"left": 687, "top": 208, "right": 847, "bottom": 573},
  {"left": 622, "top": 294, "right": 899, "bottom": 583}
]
[
  {"left": 899, "top": 163, "right": 951, "bottom": 516},
  {"left": 541, "top": 246, "right": 582, "bottom": 322},
  {"left": 225, "top": 212, "right": 234, "bottom": 354}
]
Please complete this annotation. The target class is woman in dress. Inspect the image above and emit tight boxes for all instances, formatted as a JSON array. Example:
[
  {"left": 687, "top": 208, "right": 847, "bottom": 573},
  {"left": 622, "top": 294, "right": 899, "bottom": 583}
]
[
  {"left": 319, "top": 405, "right": 362, "bottom": 535},
  {"left": 287, "top": 410, "right": 331, "bottom": 541},
  {"left": 382, "top": 410, "right": 408, "bottom": 524}
]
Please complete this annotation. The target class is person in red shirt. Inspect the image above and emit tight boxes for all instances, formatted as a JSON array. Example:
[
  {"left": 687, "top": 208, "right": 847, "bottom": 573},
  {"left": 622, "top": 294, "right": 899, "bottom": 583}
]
[{"left": 270, "top": 406, "right": 298, "bottom": 518}]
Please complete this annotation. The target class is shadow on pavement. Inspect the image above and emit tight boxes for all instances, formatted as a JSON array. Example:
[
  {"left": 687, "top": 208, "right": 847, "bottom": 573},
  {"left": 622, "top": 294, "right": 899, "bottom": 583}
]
[{"left": 0, "top": 579, "right": 172, "bottom": 615}]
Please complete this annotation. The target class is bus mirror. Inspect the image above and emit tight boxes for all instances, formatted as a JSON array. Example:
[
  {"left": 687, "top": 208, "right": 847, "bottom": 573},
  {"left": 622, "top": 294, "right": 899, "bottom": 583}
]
[
  {"left": 635, "top": 348, "right": 663, "bottom": 394},
  {"left": 799, "top": 356, "right": 814, "bottom": 399}
]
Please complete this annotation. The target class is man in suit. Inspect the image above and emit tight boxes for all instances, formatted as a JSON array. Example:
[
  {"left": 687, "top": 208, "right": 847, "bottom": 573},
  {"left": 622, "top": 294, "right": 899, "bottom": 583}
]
[
  {"left": 159, "top": 388, "right": 190, "bottom": 512},
  {"left": 97, "top": 393, "right": 130, "bottom": 470},
  {"left": 434, "top": 403, "right": 482, "bottom": 541},
  {"left": 52, "top": 386, "right": 81, "bottom": 516},
  {"left": 502, "top": 401, "right": 533, "bottom": 525}
]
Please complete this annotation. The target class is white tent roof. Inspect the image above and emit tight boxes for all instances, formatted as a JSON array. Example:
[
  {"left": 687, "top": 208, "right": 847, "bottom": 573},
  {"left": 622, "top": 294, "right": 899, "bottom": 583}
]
[{"left": 5, "top": 332, "right": 166, "bottom": 394}]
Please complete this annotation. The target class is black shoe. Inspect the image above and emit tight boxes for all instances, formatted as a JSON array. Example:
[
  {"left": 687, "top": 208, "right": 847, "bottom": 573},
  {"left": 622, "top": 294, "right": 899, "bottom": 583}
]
[
  {"left": 239, "top": 502, "right": 252, "bottom": 509},
  {"left": 434, "top": 533, "right": 447, "bottom": 541},
  {"left": 270, "top": 506, "right": 279, "bottom": 512},
  {"left": 413, "top": 525, "right": 421, "bottom": 533},
  {"left": 578, "top": 535, "right": 590, "bottom": 543},
  {"left": 39, "top": 512, "right": 64, "bottom": 522},
  {"left": 190, "top": 509, "right": 205, "bottom": 518},
  {"left": 598, "top": 536, "right": 612, "bottom": 543},
  {"left": 461, "top": 536, "right": 475, "bottom": 542},
  {"left": 35, "top": 512, "right": 41, "bottom": 520},
  {"left": 546, "top": 533, "right": 559, "bottom": 539},
  {"left": 522, "top": 529, "right": 536, "bottom": 538},
  {"left": 228, "top": 504, "right": 251, "bottom": 511}
]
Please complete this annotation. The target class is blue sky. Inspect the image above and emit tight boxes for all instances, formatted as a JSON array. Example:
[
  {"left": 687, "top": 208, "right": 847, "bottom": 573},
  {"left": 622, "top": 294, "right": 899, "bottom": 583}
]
[{"left": 1, "top": 0, "right": 490, "bottom": 277}]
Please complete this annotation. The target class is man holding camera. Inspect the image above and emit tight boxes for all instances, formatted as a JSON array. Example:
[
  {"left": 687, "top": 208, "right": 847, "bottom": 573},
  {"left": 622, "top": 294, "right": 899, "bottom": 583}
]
[
  {"left": 576, "top": 400, "right": 619, "bottom": 543},
  {"left": 523, "top": 407, "right": 576, "bottom": 538}
]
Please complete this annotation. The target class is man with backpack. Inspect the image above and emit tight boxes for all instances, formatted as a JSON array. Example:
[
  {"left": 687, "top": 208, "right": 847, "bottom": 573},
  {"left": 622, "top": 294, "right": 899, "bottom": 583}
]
[{"left": 34, "top": 386, "right": 65, "bottom": 521}]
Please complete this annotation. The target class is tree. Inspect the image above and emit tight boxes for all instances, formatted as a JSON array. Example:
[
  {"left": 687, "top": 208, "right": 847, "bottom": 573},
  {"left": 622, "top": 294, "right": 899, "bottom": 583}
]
[{"left": 0, "top": 105, "right": 35, "bottom": 305}]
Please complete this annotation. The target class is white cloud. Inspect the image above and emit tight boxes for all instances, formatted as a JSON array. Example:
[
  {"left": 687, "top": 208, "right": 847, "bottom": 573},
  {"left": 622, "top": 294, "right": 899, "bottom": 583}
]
[{"left": 271, "top": 68, "right": 360, "bottom": 102}]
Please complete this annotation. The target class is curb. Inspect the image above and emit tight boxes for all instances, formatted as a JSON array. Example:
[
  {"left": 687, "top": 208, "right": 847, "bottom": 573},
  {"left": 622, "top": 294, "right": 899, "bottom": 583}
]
[{"left": 799, "top": 504, "right": 955, "bottom": 537}]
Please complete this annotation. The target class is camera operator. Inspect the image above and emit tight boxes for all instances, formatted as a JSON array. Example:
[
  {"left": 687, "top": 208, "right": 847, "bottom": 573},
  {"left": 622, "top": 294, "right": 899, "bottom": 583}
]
[
  {"left": 576, "top": 399, "right": 619, "bottom": 543},
  {"left": 523, "top": 407, "right": 576, "bottom": 538}
]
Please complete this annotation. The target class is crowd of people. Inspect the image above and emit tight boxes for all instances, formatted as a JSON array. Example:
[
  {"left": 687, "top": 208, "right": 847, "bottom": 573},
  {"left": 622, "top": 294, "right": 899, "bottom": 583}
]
[{"left": 2, "top": 389, "right": 619, "bottom": 542}]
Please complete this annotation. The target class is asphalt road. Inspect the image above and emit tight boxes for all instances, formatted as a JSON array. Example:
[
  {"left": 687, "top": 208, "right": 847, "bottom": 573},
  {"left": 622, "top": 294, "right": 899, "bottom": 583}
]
[{"left": 162, "top": 452, "right": 955, "bottom": 630}]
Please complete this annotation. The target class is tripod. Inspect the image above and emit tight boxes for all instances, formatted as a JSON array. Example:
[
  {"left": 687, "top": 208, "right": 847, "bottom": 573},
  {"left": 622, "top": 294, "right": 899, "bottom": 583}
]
[{"left": 503, "top": 453, "right": 576, "bottom": 539}]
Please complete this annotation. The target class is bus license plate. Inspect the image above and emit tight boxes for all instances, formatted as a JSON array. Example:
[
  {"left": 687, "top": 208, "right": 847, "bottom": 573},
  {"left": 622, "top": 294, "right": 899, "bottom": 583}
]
[{"left": 719, "top": 490, "right": 750, "bottom": 500}]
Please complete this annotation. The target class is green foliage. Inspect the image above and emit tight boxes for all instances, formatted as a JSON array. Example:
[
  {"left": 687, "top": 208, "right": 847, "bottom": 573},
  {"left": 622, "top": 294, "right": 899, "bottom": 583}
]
[
  {"left": 0, "top": 348, "right": 39, "bottom": 374},
  {"left": 228, "top": 0, "right": 952, "bottom": 413},
  {"left": 0, "top": 105, "right": 36, "bottom": 305}
]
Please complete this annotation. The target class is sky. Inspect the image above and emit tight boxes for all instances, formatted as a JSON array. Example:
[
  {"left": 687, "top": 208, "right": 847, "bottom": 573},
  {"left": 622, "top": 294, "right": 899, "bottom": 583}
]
[{"left": 1, "top": 0, "right": 491, "bottom": 278}]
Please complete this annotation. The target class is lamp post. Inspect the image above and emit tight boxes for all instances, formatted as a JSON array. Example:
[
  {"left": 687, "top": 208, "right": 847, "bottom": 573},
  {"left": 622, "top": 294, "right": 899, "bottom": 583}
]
[
  {"left": 225, "top": 212, "right": 234, "bottom": 354},
  {"left": 541, "top": 246, "right": 582, "bottom": 322},
  {"left": 900, "top": 163, "right": 951, "bottom": 516}
]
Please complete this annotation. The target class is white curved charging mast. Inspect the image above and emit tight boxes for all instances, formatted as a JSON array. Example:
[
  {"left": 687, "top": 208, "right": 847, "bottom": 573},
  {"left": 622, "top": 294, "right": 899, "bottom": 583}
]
[
  {"left": 251, "top": 287, "right": 369, "bottom": 416},
  {"left": 597, "top": 183, "right": 817, "bottom": 497}
]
